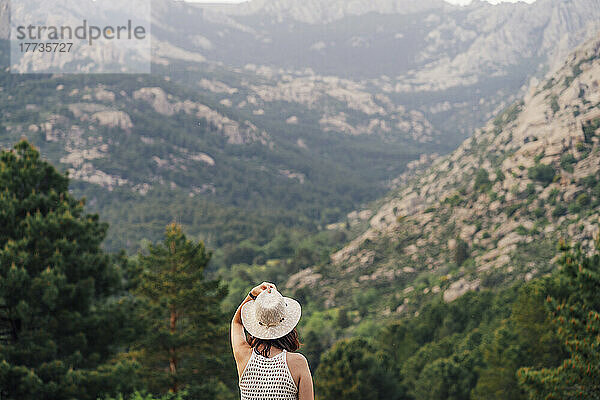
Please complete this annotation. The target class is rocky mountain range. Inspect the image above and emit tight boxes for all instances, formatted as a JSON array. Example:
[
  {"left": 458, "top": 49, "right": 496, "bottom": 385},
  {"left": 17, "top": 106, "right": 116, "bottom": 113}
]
[
  {"left": 287, "top": 30, "right": 600, "bottom": 324},
  {"left": 157, "top": 0, "right": 600, "bottom": 144},
  {"left": 191, "top": 0, "right": 600, "bottom": 82},
  {"left": 4, "top": 0, "right": 600, "bottom": 143},
  {"left": 174, "top": 0, "right": 600, "bottom": 141},
  {"left": 2, "top": 0, "right": 600, "bottom": 260}
]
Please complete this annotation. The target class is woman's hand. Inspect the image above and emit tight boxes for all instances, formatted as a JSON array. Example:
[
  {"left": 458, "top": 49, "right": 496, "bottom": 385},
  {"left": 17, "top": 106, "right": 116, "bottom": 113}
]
[
  {"left": 231, "top": 281, "right": 279, "bottom": 376},
  {"left": 250, "top": 282, "right": 276, "bottom": 297}
]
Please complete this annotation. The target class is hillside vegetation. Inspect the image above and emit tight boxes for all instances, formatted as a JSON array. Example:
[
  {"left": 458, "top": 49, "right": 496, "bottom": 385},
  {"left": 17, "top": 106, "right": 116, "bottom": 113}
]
[
  {"left": 0, "top": 58, "right": 426, "bottom": 261},
  {"left": 286, "top": 32, "right": 600, "bottom": 352},
  {"left": 312, "top": 239, "right": 600, "bottom": 399}
]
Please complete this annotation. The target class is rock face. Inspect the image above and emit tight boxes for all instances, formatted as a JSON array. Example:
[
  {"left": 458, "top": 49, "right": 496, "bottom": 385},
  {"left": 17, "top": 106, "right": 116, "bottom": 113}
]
[
  {"left": 196, "top": 0, "right": 600, "bottom": 86},
  {"left": 133, "top": 87, "right": 270, "bottom": 145},
  {"left": 286, "top": 33, "right": 600, "bottom": 314},
  {"left": 92, "top": 111, "right": 133, "bottom": 131},
  {"left": 443, "top": 278, "right": 481, "bottom": 303},
  {"left": 183, "top": 0, "right": 600, "bottom": 146},
  {"left": 243, "top": 72, "right": 437, "bottom": 142},
  {"left": 399, "top": 0, "right": 600, "bottom": 91}
]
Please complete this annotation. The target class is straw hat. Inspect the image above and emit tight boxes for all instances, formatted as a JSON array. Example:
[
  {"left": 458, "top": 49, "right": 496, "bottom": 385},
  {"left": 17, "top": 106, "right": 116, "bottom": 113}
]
[{"left": 241, "top": 288, "right": 301, "bottom": 340}]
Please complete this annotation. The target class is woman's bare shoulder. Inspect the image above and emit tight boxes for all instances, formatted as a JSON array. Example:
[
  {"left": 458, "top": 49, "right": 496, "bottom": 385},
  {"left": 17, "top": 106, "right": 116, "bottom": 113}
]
[
  {"left": 287, "top": 352, "right": 310, "bottom": 369},
  {"left": 286, "top": 351, "right": 312, "bottom": 387}
]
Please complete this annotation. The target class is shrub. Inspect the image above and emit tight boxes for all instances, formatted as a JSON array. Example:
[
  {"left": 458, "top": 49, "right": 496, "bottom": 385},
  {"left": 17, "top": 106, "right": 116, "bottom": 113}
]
[
  {"left": 547, "top": 188, "right": 561, "bottom": 205},
  {"left": 515, "top": 225, "right": 529, "bottom": 235},
  {"left": 581, "top": 174, "right": 598, "bottom": 188},
  {"left": 543, "top": 78, "right": 555, "bottom": 90},
  {"left": 444, "top": 194, "right": 463, "bottom": 207},
  {"left": 576, "top": 193, "right": 590, "bottom": 207},
  {"left": 567, "top": 202, "right": 581, "bottom": 214},
  {"left": 454, "top": 239, "right": 470, "bottom": 266},
  {"left": 582, "top": 118, "right": 600, "bottom": 143},
  {"left": 550, "top": 95, "right": 560, "bottom": 114},
  {"left": 534, "top": 207, "right": 546, "bottom": 219},
  {"left": 528, "top": 164, "right": 556, "bottom": 186},
  {"left": 559, "top": 153, "right": 577, "bottom": 173},
  {"left": 552, "top": 204, "right": 567, "bottom": 218},
  {"left": 474, "top": 169, "right": 491, "bottom": 192},
  {"left": 576, "top": 142, "right": 588, "bottom": 152},
  {"left": 524, "top": 183, "right": 536, "bottom": 200},
  {"left": 505, "top": 203, "right": 522, "bottom": 218},
  {"left": 495, "top": 169, "right": 505, "bottom": 182}
]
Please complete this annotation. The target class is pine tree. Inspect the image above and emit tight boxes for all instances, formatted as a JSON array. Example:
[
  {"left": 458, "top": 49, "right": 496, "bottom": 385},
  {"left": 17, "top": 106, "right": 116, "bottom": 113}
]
[
  {"left": 518, "top": 239, "right": 600, "bottom": 399},
  {"left": 0, "top": 141, "right": 136, "bottom": 399},
  {"left": 133, "top": 223, "right": 232, "bottom": 399}
]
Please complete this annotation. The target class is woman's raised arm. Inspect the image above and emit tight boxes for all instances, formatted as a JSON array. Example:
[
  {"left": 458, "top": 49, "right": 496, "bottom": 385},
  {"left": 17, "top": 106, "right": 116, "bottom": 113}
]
[{"left": 230, "top": 282, "right": 276, "bottom": 373}]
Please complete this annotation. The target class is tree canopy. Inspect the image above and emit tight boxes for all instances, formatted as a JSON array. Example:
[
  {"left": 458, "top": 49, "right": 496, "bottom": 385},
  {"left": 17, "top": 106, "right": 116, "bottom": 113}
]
[
  {"left": 0, "top": 141, "right": 136, "bottom": 399},
  {"left": 315, "top": 337, "right": 405, "bottom": 400},
  {"left": 518, "top": 240, "right": 600, "bottom": 399}
]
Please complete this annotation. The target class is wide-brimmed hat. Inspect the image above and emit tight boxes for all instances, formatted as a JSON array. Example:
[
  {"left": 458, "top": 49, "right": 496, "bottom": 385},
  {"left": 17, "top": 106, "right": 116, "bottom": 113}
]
[{"left": 241, "top": 288, "right": 301, "bottom": 340}]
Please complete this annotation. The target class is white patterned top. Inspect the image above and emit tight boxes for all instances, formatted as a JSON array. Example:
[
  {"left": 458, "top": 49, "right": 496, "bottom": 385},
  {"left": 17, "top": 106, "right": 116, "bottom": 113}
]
[{"left": 239, "top": 350, "right": 298, "bottom": 400}]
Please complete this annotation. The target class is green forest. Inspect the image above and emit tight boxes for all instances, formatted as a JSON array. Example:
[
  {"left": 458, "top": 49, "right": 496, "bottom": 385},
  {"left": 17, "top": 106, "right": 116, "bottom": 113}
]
[
  {"left": 0, "top": 64, "right": 428, "bottom": 259},
  {"left": 1, "top": 140, "right": 599, "bottom": 400}
]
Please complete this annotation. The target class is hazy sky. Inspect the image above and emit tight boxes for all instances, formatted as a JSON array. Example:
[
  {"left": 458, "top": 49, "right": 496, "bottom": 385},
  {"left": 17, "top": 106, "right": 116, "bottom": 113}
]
[{"left": 184, "top": 0, "right": 537, "bottom": 4}]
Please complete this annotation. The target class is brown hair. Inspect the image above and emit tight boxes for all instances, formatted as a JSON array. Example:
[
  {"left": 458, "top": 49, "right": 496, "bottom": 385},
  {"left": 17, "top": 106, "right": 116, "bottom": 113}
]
[{"left": 246, "top": 328, "right": 301, "bottom": 357}]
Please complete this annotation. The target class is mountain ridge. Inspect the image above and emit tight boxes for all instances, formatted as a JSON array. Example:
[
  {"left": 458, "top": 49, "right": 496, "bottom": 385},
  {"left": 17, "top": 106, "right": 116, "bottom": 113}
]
[
  {"left": 204, "top": 0, "right": 453, "bottom": 24},
  {"left": 4, "top": 0, "right": 600, "bottom": 146}
]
